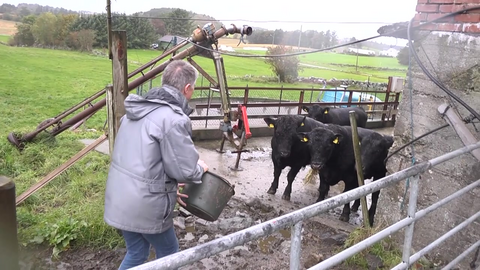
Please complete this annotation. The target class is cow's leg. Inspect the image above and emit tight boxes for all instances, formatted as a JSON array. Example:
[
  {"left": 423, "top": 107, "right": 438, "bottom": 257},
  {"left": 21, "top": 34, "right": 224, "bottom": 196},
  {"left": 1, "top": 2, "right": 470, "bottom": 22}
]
[
  {"left": 339, "top": 181, "right": 356, "bottom": 222},
  {"left": 351, "top": 199, "right": 360, "bottom": 212},
  {"left": 282, "top": 165, "right": 302, "bottom": 201},
  {"left": 368, "top": 185, "right": 381, "bottom": 227},
  {"left": 267, "top": 162, "right": 283, "bottom": 195},
  {"left": 316, "top": 174, "right": 330, "bottom": 203}
]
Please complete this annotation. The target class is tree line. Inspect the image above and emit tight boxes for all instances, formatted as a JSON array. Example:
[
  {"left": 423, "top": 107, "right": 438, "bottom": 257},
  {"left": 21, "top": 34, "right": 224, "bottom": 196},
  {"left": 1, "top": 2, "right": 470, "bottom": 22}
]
[{"left": 8, "top": 8, "right": 201, "bottom": 51}]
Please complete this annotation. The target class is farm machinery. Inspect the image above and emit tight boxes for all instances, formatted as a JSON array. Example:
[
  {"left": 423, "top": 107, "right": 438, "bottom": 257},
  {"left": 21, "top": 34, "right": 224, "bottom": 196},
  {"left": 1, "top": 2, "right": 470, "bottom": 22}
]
[{"left": 7, "top": 23, "right": 253, "bottom": 170}]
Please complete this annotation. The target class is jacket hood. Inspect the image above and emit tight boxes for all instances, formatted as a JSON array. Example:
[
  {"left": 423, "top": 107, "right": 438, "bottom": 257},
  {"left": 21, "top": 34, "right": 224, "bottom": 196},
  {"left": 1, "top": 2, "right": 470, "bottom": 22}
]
[{"left": 124, "top": 85, "right": 194, "bottom": 120}]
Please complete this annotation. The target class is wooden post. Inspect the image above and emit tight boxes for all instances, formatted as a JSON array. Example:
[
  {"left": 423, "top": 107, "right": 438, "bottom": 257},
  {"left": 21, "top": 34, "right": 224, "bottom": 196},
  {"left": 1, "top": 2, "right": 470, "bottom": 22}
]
[
  {"left": 107, "top": 30, "right": 128, "bottom": 155},
  {"left": 106, "top": 0, "right": 113, "bottom": 59},
  {"left": 349, "top": 111, "right": 370, "bottom": 228},
  {"left": 0, "top": 176, "right": 19, "bottom": 270},
  {"left": 438, "top": 103, "right": 480, "bottom": 162}
]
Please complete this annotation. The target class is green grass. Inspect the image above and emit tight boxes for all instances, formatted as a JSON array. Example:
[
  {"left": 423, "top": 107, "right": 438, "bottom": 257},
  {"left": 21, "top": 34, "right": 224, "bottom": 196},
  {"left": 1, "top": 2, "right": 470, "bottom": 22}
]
[
  {"left": 0, "top": 34, "right": 10, "bottom": 43},
  {"left": 0, "top": 39, "right": 400, "bottom": 256}
]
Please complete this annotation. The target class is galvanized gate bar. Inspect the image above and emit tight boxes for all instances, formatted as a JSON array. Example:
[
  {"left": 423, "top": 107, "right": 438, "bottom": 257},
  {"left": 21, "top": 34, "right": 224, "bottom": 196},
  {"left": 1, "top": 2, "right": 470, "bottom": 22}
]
[
  {"left": 393, "top": 210, "right": 480, "bottom": 270},
  {"left": 131, "top": 142, "right": 480, "bottom": 270},
  {"left": 401, "top": 174, "right": 420, "bottom": 267},
  {"left": 290, "top": 221, "right": 303, "bottom": 270},
  {"left": 442, "top": 240, "right": 480, "bottom": 270},
  {"left": 130, "top": 162, "right": 429, "bottom": 270},
  {"left": 308, "top": 178, "right": 480, "bottom": 270}
]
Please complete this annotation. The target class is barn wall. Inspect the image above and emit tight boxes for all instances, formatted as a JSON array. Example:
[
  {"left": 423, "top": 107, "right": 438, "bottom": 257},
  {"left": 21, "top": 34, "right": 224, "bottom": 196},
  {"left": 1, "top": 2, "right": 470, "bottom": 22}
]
[{"left": 377, "top": 0, "right": 480, "bottom": 268}]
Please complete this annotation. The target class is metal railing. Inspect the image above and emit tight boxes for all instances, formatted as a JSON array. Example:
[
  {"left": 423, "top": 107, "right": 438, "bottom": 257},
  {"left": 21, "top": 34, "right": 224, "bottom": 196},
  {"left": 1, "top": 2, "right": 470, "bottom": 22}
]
[{"left": 131, "top": 141, "right": 480, "bottom": 270}]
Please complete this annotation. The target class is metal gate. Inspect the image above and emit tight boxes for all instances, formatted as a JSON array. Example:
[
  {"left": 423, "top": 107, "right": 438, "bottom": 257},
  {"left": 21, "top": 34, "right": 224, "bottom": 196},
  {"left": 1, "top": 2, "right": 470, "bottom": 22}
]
[{"left": 130, "top": 141, "right": 480, "bottom": 270}]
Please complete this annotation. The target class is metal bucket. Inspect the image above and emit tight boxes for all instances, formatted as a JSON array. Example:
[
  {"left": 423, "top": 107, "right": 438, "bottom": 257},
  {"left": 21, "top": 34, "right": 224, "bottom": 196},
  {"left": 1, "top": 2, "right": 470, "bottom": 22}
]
[{"left": 180, "top": 171, "right": 235, "bottom": 222}]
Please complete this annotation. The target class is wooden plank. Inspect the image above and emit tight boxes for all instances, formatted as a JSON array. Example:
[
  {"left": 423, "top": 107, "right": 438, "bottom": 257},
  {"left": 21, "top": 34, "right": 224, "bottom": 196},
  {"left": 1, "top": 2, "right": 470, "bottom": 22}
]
[
  {"left": 108, "top": 30, "right": 128, "bottom": 154},
  {"left": 438, "top": 103, "right": 480, "bottom": 162},
  {"left": 15, "top": 134, "right": 108, "bottom": 206},
  {"left": 0, "top": 176, "right": 19, "bottom": 270}
]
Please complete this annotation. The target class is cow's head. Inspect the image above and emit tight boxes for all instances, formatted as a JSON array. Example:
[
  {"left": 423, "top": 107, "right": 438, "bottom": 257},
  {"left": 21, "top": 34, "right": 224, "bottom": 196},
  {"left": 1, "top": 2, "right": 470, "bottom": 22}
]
[
  {"left": 264, "top": 115, "right": 307, "bottom": 158},
  {"left": 360, "top": 133, "right": 394, "bottom": 177},
  {"left": 298, "top": 127, "right": 342, "bottom": 170},
  {"left": 302, "top": 104, "right": 330, "bottom": 123}
]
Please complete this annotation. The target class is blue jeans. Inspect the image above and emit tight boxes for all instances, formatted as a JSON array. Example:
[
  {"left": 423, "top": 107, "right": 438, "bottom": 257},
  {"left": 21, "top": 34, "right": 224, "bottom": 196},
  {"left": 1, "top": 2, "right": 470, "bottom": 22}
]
[{"left": 118, "top": 226, "right": 179, "bottom": 270}]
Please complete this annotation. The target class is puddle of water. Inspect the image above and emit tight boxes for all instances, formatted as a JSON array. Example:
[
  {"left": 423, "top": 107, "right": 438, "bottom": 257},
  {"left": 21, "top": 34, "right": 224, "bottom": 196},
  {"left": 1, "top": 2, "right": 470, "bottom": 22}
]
[
  {"left": 257, "top": 235, "right": 277, "bottom": 254},
  {"left": 278, "top": 229, "right": 291, "bottom": 239}
]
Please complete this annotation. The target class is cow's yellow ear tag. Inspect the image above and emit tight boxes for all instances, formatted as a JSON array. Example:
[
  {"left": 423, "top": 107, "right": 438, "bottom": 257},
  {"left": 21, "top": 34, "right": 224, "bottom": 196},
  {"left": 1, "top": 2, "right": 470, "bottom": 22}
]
[
  {"left": 303, "top": 108, "right": 308, "bottom": 112},
  {"left": 302, "top": 137, "right": 308, "bottom": 142},
  {"left": 324, "top": 110, "right": 329, "bottom": 114},
  {"left": 333, "top": 137, "right": 339, "bottom": 144},
  {"left": 269, "top": 124, "right": 274, "bottom": 128},
  {"left": 301, "top": 122, "right": 305, "bottom": 126}
]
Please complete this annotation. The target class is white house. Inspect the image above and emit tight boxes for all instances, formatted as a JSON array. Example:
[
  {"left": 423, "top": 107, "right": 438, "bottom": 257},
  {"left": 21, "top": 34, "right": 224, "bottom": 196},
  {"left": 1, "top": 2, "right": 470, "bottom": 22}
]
[{"left": 379, "top": 48, "right": 399, "bottom": 57}]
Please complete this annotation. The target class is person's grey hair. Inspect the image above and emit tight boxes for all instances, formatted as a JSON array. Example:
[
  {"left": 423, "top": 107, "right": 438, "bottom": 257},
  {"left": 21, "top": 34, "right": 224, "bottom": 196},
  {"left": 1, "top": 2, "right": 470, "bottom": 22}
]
[{"left": 161, "top": 60, "right": 199, "bottom": 91}]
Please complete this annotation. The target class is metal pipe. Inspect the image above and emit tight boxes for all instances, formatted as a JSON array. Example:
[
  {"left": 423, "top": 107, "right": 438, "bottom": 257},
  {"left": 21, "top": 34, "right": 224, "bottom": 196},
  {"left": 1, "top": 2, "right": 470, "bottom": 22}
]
[
  {"left": 442, "top": 240, "right": 480, "bottom": 270},
  {"left": 401, "top": 173, "right": 420, "bottom": 266},
  {"left": 290, "top": 221, "right": 303, "bottom": 270},
  {"left": 310, "top": 178, "right": 480, "bottom": 270},
  {"left": 396, "top": 211, "right": 480, "bottom": 270}
]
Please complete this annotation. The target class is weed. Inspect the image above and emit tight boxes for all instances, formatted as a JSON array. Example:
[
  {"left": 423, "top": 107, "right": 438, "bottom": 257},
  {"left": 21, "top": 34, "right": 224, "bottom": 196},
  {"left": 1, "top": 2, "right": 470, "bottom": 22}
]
[{"left": 30, "top": 218, "right": 88, "bottom": 258}]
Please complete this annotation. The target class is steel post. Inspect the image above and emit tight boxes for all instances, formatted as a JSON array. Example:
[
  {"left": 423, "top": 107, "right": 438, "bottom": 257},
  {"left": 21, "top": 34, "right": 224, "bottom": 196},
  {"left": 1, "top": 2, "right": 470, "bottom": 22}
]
[
  {"left": 401, "top": 174, "right": 420, "bottom": 267},
  {"left": 290, "top": 221, "right": 303, "bottom": 270}
]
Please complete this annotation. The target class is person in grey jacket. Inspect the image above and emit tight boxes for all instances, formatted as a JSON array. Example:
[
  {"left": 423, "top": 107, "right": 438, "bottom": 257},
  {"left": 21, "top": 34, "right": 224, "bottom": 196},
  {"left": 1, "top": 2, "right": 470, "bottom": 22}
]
[{"left": 103, "top": 60, "right": 208, "bottom": 270}]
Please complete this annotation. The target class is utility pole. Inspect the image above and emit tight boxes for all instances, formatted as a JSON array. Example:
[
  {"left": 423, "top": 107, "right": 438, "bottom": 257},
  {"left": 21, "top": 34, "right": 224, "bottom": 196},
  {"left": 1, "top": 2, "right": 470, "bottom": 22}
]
[
  {"left": 297, "top": 25, "right": 302, "bottom": 49},
  {"left": 106, "top": 0, "right": 113, "bottom": 60}
]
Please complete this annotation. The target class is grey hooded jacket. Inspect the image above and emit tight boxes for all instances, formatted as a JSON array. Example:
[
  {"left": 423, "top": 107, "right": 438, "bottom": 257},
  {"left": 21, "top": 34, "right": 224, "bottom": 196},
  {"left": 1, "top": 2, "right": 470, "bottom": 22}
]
[{"left": 104, "top": 85, "right": 205, "bottom": 234}]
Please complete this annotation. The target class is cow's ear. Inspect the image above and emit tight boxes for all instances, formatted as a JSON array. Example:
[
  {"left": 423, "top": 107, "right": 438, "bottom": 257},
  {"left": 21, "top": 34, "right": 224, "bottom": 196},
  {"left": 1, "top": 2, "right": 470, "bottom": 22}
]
[
  {"left": 302, "top": 106, "right": 309, "bottom": 113},
  {"left": 297, "top": 132, "right": 309, "bottom": 143},
  {"left": 332, "top": 133, "right": 342, "bottom": 144},
  {"left": 298, "top": 116, "right": 307, "bottom": 127},
  {"left": 264, "top": 117, "right": 276, "bottom": 128},
  {"left": 323, "top": 107, "right": 330, "bottom": 115}
]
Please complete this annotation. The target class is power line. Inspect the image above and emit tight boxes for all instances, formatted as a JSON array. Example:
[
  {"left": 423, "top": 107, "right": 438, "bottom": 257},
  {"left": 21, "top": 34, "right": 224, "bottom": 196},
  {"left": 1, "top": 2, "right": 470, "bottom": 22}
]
[
  {"left": 175, "top": 6, "right": 480, "bottom": 59},
  {"left": 111, "top": 15, "right": 396, "bottom": 25}
]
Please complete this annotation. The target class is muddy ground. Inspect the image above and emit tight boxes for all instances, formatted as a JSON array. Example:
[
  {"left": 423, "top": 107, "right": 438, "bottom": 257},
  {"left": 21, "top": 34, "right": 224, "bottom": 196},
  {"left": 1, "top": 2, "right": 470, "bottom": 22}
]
[{"left": 19, "top": 128, "right": 393, "bottom": 270}]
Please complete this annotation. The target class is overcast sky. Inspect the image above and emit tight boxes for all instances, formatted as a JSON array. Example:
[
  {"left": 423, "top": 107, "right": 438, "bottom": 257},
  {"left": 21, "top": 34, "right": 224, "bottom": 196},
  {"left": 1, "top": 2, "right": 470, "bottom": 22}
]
[{"left": 7, "top": 0, "right": 419, "bottom": 46}]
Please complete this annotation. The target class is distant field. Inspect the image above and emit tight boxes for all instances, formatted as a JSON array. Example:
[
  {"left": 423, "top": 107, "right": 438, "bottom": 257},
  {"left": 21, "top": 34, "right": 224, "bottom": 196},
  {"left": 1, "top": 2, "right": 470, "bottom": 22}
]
[{"left": 0, "top": 19, "right": 17, "bottom": 35}]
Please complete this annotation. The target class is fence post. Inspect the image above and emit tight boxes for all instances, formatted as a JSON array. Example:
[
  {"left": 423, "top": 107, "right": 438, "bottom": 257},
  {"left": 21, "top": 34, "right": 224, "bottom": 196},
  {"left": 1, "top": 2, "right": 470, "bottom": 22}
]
[
  {"left": 401, "top": 174, "right": 420, "bottom": 267},
  {"left": 0, "top": 176, "right": 19, "bottom": 270},
  {"left": 290, "top": 221, "right": 303, "bottom": 270},
  {"left": 382, "top": 77, "right": 393, "bottom": 122},
  {"left": 348, "top": 112, "right": 370, "bottom": 227},
  {"left": 108, "top": 30, "right": 128, "bottom": 155},
  {"left": 297, "top": 90, "right": 305, "bottom": 115}
]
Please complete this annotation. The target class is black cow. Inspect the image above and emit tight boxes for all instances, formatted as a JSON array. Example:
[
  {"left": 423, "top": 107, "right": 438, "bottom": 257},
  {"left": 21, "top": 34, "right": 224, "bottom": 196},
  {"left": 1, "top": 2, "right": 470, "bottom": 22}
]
[
  {"left": 263, "top": 115, "right": 324, "bottom": 201},
  {"left": 297, "top": 124, "right": 392, "bottom": 226},
  {"left": 355, "top": 131, "right": 394, "bottom": 225},
  {"left": 302, "top": 104, "right": 368, "bottom": 128}
]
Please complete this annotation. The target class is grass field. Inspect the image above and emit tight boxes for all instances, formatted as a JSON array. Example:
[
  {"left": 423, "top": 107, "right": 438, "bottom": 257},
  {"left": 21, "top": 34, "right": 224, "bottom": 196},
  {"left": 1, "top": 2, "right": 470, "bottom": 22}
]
[{"left": 0, "top": 27, "right": 404, "bottom": 256}]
